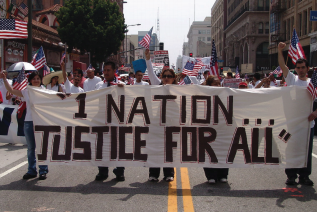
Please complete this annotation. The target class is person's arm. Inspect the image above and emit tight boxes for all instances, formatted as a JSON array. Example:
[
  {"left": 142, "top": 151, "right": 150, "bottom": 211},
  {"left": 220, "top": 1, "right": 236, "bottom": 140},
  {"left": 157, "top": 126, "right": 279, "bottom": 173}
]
[
  {"left": 255, "top": 80, "right": 265, "bottom": 88},
  {"left": 6, "top": 91, "right": 13, "bottom": 100},
  {"left": 145, "top": 49, "right": 161, "bottom": 85},
  {"left": 61, "top": 61, "right": 67, "bottom": 83},
  {"left": 277, "top": 42, "right": 289, "bottom": 78},
  {"left": 58, "top": 85, "right": 63, "bottom": 92},
  {"left": 0, "top": 72, "right": 23, "bottom": 97}
]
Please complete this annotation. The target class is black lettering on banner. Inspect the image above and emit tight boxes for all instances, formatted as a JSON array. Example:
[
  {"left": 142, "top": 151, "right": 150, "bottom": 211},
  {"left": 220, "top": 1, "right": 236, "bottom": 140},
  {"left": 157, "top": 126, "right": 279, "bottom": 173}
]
[
  {"left": 35, "top": 125, "right": 60, "bottom": 160},
  {"left": 74, "top": 94, "right": 87, "bottom": 118},
  {"left": 153, "top": 95, "right": 177, "bottom": 124},
  {"left": 227, "top": 127, "right": 251, "bottom": 163},
  {"left": 181, "top": 96, "right": 186, "bottom": 124},
  {"left": 119, "top": 127, "right": 133, "bottom": 160},
  {"left": 251, "top": 128, "right": 264, "bottom": 163},
  {"left": 107, "top": 94, "right": 125, "bottom": 123},
  {"left": 192, "top": 96, "right": 211, "bottom": 124},
  {"left": 198, "top": 127, "right": 218, "bottom": 163},
  {"left": 111, "top": 126, "right": 118, "bottom": 160},
  {"left": 182, "top": 127, "right": 197, "bottom": 162},
  {"left": 92, "top": 126, "right": 109, "bottom": 160},
  {"left": 214, "top": 95, "right": 233, "bottom": 125},
  {"left": 0, "top": 107, "right": 14, "bottom": 135},
  {"left": 165, "top": 127, "right": 181, "bottom": 162},
  {"left": 265, "top": 127, "right": 279, "bottom": 164},
  {"left": 128, "top": 97, "right": 150, "bottom": 125},
  {"left": 52, "top": 126, "right": 72, "bottom": 161},
  {"left": 73, "top": 126, "right": 91, "bottom": 160},
  {"left": 134, "top": 127, "right": 149, "bottom": 161}
]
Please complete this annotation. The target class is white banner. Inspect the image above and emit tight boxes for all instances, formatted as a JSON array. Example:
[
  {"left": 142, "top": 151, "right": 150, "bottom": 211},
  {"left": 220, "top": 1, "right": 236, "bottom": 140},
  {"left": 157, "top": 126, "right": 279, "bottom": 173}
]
[
  {"left": 0, "top": 105, "right": 27, "bottom": 144},
  {"left": 28, "top": 85, "right": 312, "bottom": 168}
]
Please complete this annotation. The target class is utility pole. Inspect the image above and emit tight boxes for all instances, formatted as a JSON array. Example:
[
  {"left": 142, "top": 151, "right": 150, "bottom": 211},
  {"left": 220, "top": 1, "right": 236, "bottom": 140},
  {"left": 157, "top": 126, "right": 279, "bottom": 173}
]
[{"left": 27, "top": 0, "right": 32, "bottom": 62}]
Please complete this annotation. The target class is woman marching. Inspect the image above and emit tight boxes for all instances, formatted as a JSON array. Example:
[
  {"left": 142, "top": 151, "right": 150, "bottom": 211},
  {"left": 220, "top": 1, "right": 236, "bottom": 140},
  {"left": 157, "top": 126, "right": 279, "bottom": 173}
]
[
  {"left": 145, "top": 49, "right": 177, "bottom": 182},
  {"left": 42, "top": 70, "right": 64, "bottom": 92},
  {"left": 0, "top": 70, "right": 49, "bottom": 180}
]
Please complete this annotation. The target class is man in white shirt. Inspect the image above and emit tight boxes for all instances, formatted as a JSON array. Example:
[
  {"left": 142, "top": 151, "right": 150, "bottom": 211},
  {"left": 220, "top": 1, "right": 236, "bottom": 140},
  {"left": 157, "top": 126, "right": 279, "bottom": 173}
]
[
  {"left": 95, "top": 61, "right": 125, "bottom": 182},
  {"left": 0, "top": 70, "right": 12, "bottom": 104},
  {"left": 253, "top": 73, "right": 261, "bottom": 88},
  {"left": 278, "top": 42, "right": 315, "bottom": 186},
  {"left": 133, "top": 70, "right": 149, "bottom": 85},
  {"left": 268, "top": 73, "right": 281, "bottom": 87},
  {"left": 61, "top": 62, "right": 84, "bottom": 93},
  {"left": 83, "top": 68, "right": 101, "bottom": 91}
]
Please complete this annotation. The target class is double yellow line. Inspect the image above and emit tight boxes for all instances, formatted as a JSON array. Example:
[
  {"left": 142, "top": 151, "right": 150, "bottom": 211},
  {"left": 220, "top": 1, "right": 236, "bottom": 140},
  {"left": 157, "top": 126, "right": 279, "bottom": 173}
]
[{"left": 168, "top": 168, "right": 195, "bottom": 212}]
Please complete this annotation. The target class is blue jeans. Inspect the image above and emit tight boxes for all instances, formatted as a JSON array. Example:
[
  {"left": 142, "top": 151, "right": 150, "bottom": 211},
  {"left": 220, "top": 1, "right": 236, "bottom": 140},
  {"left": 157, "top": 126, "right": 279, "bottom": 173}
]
[{"left": 24, "top": 121, "right": 48, "bottom": 175}]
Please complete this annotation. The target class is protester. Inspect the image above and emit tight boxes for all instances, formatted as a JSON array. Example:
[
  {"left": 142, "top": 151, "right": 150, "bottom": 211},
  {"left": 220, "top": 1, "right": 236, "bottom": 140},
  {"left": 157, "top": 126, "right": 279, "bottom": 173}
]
[
  {"left": 83, "top": 68, "right": 101, "bottom": 92},
  {"left": 62, "top": 64, "right": 84, "bottom": 93},
  {"left": 0, "top": 70, "right": 48, "bottom": 180},
  {"left": 278, "top": 42, "right": 315, "bottom": 186},
  {"left": 255, "top": 77, "right": 270, "bottom": 88},
  {"left": 145, "top": 48, "right": 175, "bottom": 182},
  {"left": 253, "top": 73, "right": 261, "bottom": 88},
  {"left": 238, "top": 81, "right": 248, "bottom": 89},
  {"left": 200, "top": 70, "right": 209, "bottom": 84},
  {"left": 94, "top": 61, "right": 126, "bottom": 182},
  {"left": 133, "top": 70, "right": 149, "bottom": 85},
  {"left": 0, "top": 70, "right": 12, "bottom": 104},
  {"left": 221, "top": 72, "right": 233, "bottom": 87},
  {"left": 42, "top": 71, "right": 64, "bottom": 92},
  {"left": 67, "top": 72, "right": 73, "bottom": 82},
  {"left": 268, "top": 73, "right": 281, "bottom": 87},
  {"left": 203, "top": 75, "right": 229, "bottom": 184},
  {"left": 73, "top": 68, "right": 85, "bottom": 89}
]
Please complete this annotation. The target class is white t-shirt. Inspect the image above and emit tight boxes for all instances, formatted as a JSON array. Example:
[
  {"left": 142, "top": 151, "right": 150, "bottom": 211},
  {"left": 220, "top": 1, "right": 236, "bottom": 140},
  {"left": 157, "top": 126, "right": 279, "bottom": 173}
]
[
  {"left": 254, "top": 80, "right": 261, "bottom": 87},
  {"left": 0, "top": 79, "right": 12, "bottom": 104},
  {"left": 83, "top": 76, "right": 101, "bottom": 92},
  {"left": 65, "top": 78, "right": 84, "bottom": 93},
  {"left": 270, "top": 80, "right": 281, "bottom": 87},
  {"left": 21, "top": 86, "right": 45, "bottom": 121},
  {"left": 134, "top": 81, "right": 149, "bottom": 85},
  {"left": 285, "top": 70, "right": 313, "bottom": 128},
  {"left": 46, "top": 84, "right": 59, "bottom": 92},
  {"left": 95, "top": 80, "right": 124, "bottom": 90}
]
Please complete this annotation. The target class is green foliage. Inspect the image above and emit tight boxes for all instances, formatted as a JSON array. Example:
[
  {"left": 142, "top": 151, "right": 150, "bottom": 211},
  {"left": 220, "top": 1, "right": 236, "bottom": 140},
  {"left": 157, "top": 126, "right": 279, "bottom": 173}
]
[{"left": 56, "top": 0, "right": 125, "bottom": 65}]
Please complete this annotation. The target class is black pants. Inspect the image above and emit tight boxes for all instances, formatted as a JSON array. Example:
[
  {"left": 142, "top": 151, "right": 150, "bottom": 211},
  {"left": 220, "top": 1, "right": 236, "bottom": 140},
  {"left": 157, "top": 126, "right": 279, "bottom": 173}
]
[
  {"left": 203, "top": 168, "right": 229, "bottom": 181},
  {"left": 285, "top": 128, "right": 313, "bottom": 179},
  {"left": 149, "top": 167, "right": 174, "bottom": 178},
  {"left": 98, "top": 167, "right": 125, "bottom": 176}
]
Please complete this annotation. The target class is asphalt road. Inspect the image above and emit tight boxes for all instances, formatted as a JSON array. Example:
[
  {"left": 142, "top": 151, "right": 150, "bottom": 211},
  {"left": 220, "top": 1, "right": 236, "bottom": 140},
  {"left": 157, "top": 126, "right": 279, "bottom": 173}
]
[{"left": 1, "top": 138, "right": 317, "bottom": 212}]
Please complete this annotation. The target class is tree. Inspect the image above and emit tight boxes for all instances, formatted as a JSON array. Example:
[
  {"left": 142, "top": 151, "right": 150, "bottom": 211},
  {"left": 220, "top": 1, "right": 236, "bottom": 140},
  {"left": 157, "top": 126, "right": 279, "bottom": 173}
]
[{"left": 56, "top": 0, "right": 125, "bottom": 65}]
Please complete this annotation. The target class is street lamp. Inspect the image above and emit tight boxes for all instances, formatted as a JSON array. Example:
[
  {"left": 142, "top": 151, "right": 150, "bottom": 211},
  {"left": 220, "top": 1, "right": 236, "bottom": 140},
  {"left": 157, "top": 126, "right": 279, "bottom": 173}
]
[{"left": 125, "top": 24, "right": 141, "bottom": 65}]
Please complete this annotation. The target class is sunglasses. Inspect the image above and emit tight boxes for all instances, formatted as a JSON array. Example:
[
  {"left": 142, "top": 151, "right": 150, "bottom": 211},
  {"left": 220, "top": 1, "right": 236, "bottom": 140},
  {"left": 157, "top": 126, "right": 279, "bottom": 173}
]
[{"left": 162, "top": 75, "right": 173, "bottom": 79}]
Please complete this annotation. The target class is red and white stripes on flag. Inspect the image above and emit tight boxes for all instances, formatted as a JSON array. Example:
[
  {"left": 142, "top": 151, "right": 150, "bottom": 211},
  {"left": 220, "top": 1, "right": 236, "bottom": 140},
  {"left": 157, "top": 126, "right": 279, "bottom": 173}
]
[
  {"left": 288, "top": 29, "right": 306, "bottom": 64},
  {"left": 307, "top": 81, "right": 317, "bottom": 100},
  {"left": 0, "top": 19, "right": 28, "bottom": 39},
  {"left": 12, "top": 78, "right": 27, "bottom": 91},
  {"left": 139, "top": 27, "right": 153, "bottom": 49},
  {"left": 60, "top": 53, "right": 66, "bottom": 65},
  {"left": 210, "top": 39, "right": 219, "bottom": 77}
]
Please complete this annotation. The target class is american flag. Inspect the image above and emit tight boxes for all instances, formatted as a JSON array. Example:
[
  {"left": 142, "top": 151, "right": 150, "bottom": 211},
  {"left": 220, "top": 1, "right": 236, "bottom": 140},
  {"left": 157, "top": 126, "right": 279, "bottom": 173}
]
[
  {"left": 32, "top": 46, "right": 46, "bottom": 70},
  {"left": 273, "top": 66, "right": 282, "bottom": 76},
  {"left": 139, "top": 27, "right": 153, "bottom": 49},
  {"left": 244, "top": 73, "right": 248, "bottom": 79},
  {"left": 129, "top": 77, "right": 134, "bottom": 85},
  {"left": 182, "top": 61, "right": 195, "bottom": 76},
  {"left": 235, "top": 66, "right": 240, "bottom": 79},
  {"left": 60, "top": 53, "right": 66, "bottom": 65},
  {"left": 103, "top": 76, "right": 118, "bottom": 86},
  {"left": 210, "top": 40, "right": 219, "bottom": 77},
  {"left": 43, "top": 64, "right": 50, "bottom": 76},
  {"left": 288, "top": 29, "right": 306, "bottom": 64},
  {"left": 18, "top": 2, "right": 28, "bottom": 16},
  {"left": 308, "top": 70, "right": 317, "bottom": 100},
  {"left": 178, "top": 75, "right": 192, "bottom": 85},
  {"left": 12, "top": 66, "right": 27, "bottom": 91},
  {"left": 0, "top": 19, "right": 27, "bottom": 39}
]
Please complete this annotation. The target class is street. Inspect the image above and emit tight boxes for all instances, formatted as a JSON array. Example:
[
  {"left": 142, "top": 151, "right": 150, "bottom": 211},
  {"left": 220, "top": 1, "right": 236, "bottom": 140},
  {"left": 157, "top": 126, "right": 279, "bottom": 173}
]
[{"left": 0, "top": 138, "right": 317, "bottom": 212}]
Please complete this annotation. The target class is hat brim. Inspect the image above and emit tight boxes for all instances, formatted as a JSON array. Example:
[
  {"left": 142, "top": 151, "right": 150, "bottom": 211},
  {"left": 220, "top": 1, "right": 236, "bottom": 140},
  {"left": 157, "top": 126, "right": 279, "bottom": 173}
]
[{"left": 42, "top": 71, "right": 64, "bottom": 86}]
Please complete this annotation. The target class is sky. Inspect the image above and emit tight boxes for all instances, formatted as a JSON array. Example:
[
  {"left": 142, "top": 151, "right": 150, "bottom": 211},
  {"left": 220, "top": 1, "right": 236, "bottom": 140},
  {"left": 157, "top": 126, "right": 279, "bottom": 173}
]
[{"left": 123, "top": 0, "right": 216, "bottom": 66}]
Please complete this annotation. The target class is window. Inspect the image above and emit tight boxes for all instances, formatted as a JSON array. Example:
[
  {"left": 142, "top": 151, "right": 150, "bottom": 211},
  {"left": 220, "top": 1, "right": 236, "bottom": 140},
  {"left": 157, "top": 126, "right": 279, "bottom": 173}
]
[
  {"left": 207, "top": 37, "right": 211, "bottom": 41},
  {"left": 287, "top": 19, "right": 290, "bottom": 40},
  {"left": 298, "top": 13, "right": 302, "bottom": 37},
  {"left": 198, "top": 37, "right": 205, "bottom": 41},
  {"left": 258, "top": 0, "right": 264, "bottom": 10},
  {"left": 207, "top": 30, "right": 211, "bottom": 34},
  {"left": 54, "top": 0, "right": 60, "bottom": 4},
  {"left": 303, "top": 10, "right": 307, "bottom": 35},
  {"left": 258, "top": 22, "right": 263, "bottom": 34},
  {"left": 309, "top": 8, "right": 312, "bottom": 34},
  {"left": 265, "top": 22, "right": 269, "bottom": 34},
  {"left": 199, "top": 30, "right": 206, "bottom": 34},
  {"left": 265, "top": 0, "right": 269, "bottom": 10}
]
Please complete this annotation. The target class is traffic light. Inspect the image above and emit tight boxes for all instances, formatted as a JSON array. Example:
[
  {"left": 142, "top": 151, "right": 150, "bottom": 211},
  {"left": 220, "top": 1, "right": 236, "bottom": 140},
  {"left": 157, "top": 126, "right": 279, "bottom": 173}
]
[
  {"left": 159, "top": 42, "right": 164, "bottom": 50},
  {"left": 121, "top": 65, "right": 124, "bottom": 67},
  {"left": 189, "top": 53, "right": 193, "bottom": 57}
]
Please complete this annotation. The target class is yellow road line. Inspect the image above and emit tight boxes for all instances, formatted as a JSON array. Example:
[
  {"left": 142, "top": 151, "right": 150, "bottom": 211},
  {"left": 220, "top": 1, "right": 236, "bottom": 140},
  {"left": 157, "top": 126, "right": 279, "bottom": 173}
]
[
  {"left": 180, "top": 167, "right": 195, "bottom": 212},
  {"left": 168, "top": 168, "right": 178, "bottom": 212}
]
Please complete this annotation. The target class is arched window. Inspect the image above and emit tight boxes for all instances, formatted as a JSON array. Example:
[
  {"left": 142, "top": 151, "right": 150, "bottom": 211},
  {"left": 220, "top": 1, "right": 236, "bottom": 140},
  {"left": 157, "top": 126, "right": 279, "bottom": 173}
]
[
  {"left": 258, "top": 22, "right": 263, "bottom": 34},
  {"left": 258, "top": 0, "right": 264, "bottom": 10},
  {"left": 265, "top": 22, "right": 269, "bottom": 34}
]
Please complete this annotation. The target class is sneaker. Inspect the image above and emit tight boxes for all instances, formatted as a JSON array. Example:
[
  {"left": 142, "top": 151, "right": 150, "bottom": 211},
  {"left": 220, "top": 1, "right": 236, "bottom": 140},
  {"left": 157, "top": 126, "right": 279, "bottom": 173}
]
[
  {"left": 113, "top": 169, "right": 125, "bottom": 181},
  {"left": 39, "top": 174, "right": 47, "bottom": 180},
  {"left": 220, "top": 178, "right": 227, "bottom": 183},
  {"left": 164, "top": 176, "right": 174, "bottom": 182},
  {"left": 148, "top": 176, "right": 159, "bottom": 182},
  {"left": 208, "top": 179, "right": 216, "bottom": 184},
  {"left": 299, "top": 177, "right": 314, "bottom": 186},
  {"left": 95, "top": 173, "right": 108, "bottom": 181},
  {"left": 23, "top": 173, "right": 37, "bottom": 180},
  {"left": 285, "top": 177, "right": 297, "bottom": 185}
]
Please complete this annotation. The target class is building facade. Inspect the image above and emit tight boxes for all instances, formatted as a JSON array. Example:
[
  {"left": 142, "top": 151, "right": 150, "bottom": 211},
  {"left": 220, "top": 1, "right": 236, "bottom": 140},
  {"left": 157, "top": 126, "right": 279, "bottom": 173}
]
[
  {"left": 211, "top": 0, "right": 224, "bottom": 67},
  {"left": 224, "top": 0, "right": 270, "bottom": 72},
  {"left": 187, "top": 17, "right": 212, "bottom": 57},
  {"left": 182, "top": 42, "right": 189, "bottom": 56}
]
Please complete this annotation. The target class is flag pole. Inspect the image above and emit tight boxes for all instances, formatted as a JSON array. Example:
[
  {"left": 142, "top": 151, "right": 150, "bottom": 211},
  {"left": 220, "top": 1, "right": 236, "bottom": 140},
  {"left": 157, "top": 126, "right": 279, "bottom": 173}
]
[
  {"left": 1, "top": 40, "right": 3, "bottom": 70},
  {"left": 27, "top": 0, "right": 32, "bottom": 62}
]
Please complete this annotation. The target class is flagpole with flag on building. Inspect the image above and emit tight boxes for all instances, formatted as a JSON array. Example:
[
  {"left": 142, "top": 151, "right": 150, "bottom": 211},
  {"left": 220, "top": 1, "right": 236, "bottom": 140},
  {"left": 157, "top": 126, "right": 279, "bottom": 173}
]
[{"left": 139, "top": 27, "right": 153, "bottom": 49}]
